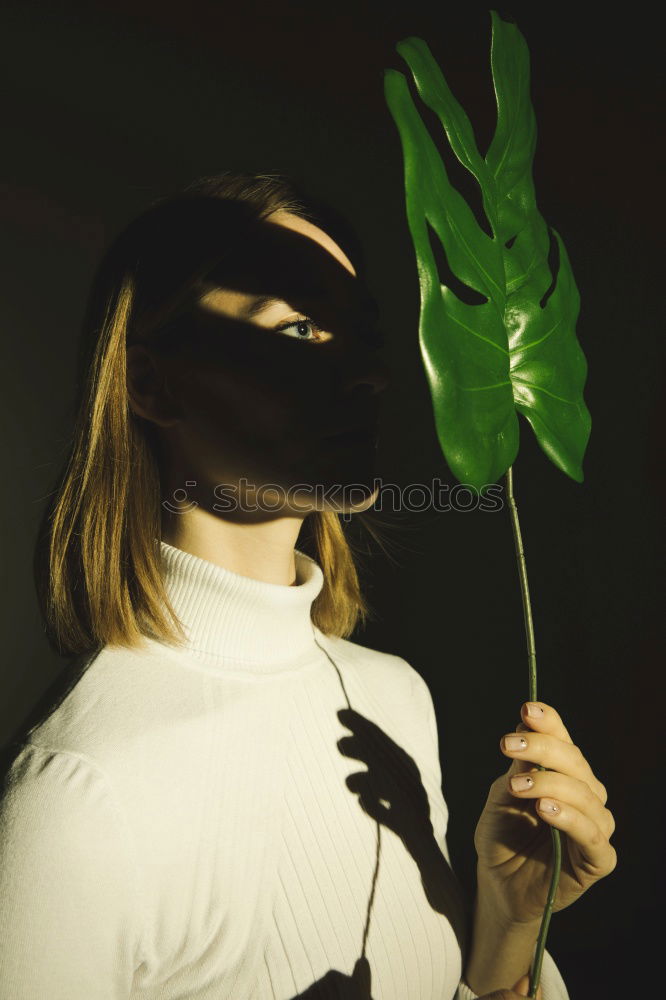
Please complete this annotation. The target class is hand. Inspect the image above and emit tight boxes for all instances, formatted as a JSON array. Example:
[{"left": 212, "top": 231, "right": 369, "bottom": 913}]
[
  {"left": 473, "top": 701, "right": 617, "bottom": 926},
  {"left": 475, "top": 974, "right": 542, "bottom": 999}
]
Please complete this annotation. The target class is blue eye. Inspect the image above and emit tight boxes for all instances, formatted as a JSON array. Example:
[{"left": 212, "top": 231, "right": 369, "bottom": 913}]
[{"left": 273, "top": 315, "right": 323, "bottom": 342}]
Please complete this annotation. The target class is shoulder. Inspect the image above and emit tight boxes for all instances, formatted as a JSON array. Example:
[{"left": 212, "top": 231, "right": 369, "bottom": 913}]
[
  {"left": 0, "top": 741, "right": 147, "bottom": 985},
  {"left": 313, "top": 627, "right": 435, "bottom": 716},
  {"left": 0, "top": 741, "right": 132, "bottom": 870},
  {"left": 10, "top": 639, "right": 201, "bottom": 779},
  {"left": 2, "top": 740, "right": 110, "bottom": 810}
]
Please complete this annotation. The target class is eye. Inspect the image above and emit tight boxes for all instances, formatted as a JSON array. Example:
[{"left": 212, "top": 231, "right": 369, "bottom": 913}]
[{"left": 273, "top": 315, "right": 324, "bottom": 342}]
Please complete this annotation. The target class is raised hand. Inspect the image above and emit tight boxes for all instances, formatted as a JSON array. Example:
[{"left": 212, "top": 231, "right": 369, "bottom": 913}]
[{"left": 473, "top": 701, "right": 617, "bottom": 927}]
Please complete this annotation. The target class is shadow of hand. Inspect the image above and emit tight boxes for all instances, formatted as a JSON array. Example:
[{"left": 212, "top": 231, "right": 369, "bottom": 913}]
[
  {"left": 337, "top": 707, "right": 434, "bottom": 846},
  {"left": 290, "top": 955, "right": 373, "bottom": 998},
  {"left": 337, "top": 707, "right": 469, "bottom": 954}
]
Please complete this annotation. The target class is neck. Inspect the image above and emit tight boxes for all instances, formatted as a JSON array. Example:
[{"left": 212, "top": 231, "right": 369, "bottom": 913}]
[
  {"left": 160, "top": 504, "right": 307, "bottom": 586},
  {"left": 154, "top": 536, "right": 325, "bottom": 670}
]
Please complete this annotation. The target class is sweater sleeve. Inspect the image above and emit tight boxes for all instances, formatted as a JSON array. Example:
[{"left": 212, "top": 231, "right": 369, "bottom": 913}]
[
  {"left": 0, "top": 742, "right": 145, "bottom": 1000},
  {"left": 412, "top": 671, "right": 571, "bottom": 1000},
  {"left": 455, "top": 949, "right": 570, "bottom": 1000}
]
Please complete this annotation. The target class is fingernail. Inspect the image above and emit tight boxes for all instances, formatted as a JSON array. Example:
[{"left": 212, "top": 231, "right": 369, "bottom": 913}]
[
  {"left": 504, "top": 734, "right": 528, "bottom": 751},
  {"left": 539, "top": 799, "right": 560, "bottom": 813},
  {"left": 525, "top": 703, "right": 544, "bottom": 718},
  {"left": 510, "top": 774, "right": 534, "bottom": 791}
]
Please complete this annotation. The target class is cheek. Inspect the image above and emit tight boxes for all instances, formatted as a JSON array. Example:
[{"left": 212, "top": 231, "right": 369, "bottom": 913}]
[
  {"left": 175, "top": 367, "right": 323, "bottom": 485},
  {"left": 182, "top": 367, "right": 296, "bottom": 439}
]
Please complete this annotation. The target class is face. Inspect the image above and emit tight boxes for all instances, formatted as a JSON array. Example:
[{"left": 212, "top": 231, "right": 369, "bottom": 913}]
[{"left": 127, "top": 209, "right": 391, "bottom": 521}]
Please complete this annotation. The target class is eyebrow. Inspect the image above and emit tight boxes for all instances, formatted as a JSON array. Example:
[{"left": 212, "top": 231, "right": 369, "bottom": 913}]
[
  {"left": 242, "top": 289, "right": 380, "bottom": 322},
  {"left": 242, "top": 295, "right": 289, "bottom": 319},
  {"left": 242, "top": 284, "right": 328, "bottom": 320}
]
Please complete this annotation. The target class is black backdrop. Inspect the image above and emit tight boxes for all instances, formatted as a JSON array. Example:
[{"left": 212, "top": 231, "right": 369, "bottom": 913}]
[{"left": 1, "top": 1, "right": 663, "bottom": 996}]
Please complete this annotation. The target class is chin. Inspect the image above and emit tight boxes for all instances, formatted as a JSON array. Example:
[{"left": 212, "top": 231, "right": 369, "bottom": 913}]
[
  {"left": 321, "top": 474, "right": 380, "bottom": 514},
  {"left": 271, "top": 444, "right": 381, "bottom": 512}
]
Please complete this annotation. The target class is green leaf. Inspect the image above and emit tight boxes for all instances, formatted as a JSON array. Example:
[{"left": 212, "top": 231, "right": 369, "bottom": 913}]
[{"left": 383, "top": 10, "right": 591, "bottom": 491}]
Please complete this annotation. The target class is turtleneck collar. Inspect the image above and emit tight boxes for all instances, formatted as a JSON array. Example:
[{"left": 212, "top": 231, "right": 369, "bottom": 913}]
[{"left": 151, "top": 539, "right": 326, "bottom": 671}]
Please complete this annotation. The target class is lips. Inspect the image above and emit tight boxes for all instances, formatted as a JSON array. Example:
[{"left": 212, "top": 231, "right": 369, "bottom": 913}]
[
  {"left": 323, "top": 417, "right": 380, "bottom": 439},
  {"left": 324, "top": 422, "right": 379, "bottom": 447}
]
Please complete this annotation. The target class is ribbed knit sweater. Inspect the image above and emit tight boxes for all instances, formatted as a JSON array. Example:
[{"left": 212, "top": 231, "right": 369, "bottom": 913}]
[{"left": 0, "top": 541, "right": 570, "bottom": 999}]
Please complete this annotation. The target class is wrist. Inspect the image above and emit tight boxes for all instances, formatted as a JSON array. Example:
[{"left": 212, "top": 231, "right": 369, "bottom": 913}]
[
  {"left": 474, "top": 864, "right": 542, "bottom": 933},
  {"left": 463, "top": 884, "right": 541, "bottom": 996}
]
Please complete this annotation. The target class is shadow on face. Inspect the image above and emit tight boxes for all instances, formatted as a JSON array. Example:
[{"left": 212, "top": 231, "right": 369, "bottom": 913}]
[{"left": 126, "top": 208, "right": 392, "bottom": 522}]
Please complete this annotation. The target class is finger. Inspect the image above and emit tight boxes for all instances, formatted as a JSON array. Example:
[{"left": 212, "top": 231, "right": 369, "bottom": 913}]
[
  {"left": 507, "top": 769, "right": 616, "bottom": 839},
  {"left": 514, "top": 719, "right": 609, "bottom": 807},
  {"left": 512, "top": 973, "right": 543, "bottom": 999},
  {"left": 517, "top": 702, "right": 574, "bottom": 744},
  {"left": 500, "top": 730, "right": 607, "bottom": 803},
  {"left": 506, "top": 702, "right": 572, "bottom": 784},
  {"left": 532, "top": 795, "right": 618, "bottom": 877}
]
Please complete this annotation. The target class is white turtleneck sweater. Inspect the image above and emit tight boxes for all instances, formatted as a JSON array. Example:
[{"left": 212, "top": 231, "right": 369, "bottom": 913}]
[{"left": 0, "top": 542, "right": 570, "bottom": 1000}]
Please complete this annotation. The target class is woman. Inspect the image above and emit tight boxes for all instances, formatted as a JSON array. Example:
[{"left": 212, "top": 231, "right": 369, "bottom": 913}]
[{"left": 0, "top": 171, "right": 615, "bottom": 999}]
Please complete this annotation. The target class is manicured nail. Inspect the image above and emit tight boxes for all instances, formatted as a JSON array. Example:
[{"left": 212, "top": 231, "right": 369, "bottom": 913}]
[
  {"left": 525, "top": 703, "right": 544, "bottom": 718},
  {"left": 539, "top": 799, "right": 560, "bottom": 813},
  {"left": 504, "top": 734, "right": 528, "bottom": 751},
  {"left": 510, "top": 774, "right": 534, "bottom": 791}
]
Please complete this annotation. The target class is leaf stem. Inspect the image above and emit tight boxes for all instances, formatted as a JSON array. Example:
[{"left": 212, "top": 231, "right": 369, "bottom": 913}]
[{"left": 504, "top": 465, "right": 562, "bottom": 999}]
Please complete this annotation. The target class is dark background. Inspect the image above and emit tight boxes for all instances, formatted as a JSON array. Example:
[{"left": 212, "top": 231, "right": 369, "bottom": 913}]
[{"left": 1, "top": 1, "right": 662, "bottom": 996}]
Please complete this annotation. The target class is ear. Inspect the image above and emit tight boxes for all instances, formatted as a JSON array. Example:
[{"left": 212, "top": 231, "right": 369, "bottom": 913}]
[{"left": 126, "top": 344, "right": 183, "bottom": 427}]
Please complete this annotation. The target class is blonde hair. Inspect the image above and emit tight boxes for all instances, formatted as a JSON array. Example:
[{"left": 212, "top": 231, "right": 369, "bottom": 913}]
[{"left": 34, "top": 170, "right": 390, "bottom": 658}]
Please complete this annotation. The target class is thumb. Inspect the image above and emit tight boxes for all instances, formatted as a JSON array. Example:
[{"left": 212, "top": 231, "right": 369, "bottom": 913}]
[{"left": 511, "top": 974, "right": 543, "bottom": 999}]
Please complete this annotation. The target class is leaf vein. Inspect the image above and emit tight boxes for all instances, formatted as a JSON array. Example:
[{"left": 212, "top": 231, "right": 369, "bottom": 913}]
[
  {"left": 512, "top": 317, "right": 565, "bottom": 355},
  {"left": 490, "top": 59, "right": 527, "bottom": 181},
  {"left": 444, "top": 307, "right": 509, "bottom": 355},
  {"left": 460, "top": 381, "right": 512, "bottom": 392},
  {"left": 512, "top": 378, "right": 576, "bottom": 405}
]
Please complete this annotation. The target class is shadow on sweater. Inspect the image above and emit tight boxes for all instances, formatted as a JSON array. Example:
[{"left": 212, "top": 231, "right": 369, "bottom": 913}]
[
  {"left": 287, "top": 706, "right": 471, "bottom": 998},
  {"left": 290, "top": 955, "right": 373, "bottom": 998},
  {"left": 336, "top": 706, "right": 469, "bottom": 950}
]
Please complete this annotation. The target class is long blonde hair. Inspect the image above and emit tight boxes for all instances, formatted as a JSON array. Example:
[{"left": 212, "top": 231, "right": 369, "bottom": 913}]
[{"left": 33, "top": 170, "right": 391, "bottom": 659}]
